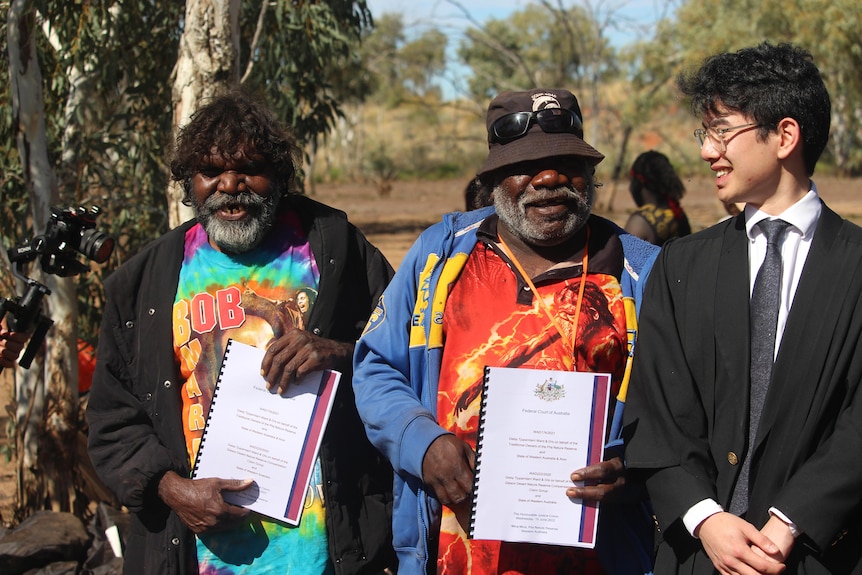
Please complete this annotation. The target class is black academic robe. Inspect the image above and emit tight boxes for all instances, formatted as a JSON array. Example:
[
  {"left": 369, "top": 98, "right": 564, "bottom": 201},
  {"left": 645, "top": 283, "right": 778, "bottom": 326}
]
[{"left": 624, "top": 203, "right": 862, "bottom": 574}]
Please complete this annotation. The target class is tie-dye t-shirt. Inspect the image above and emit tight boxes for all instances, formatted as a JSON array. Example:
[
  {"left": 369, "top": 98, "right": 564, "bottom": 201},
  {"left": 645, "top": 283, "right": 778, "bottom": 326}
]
[{"left": 173, "top": 210, "right": 333, "bottom": 575}]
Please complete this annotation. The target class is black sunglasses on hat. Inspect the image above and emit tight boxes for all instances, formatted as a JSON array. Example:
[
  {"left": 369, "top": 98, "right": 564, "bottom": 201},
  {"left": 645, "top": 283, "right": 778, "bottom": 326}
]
[
  {"left": 489, "top": 108, "right": 584, "bottom": 144},
  {"left": 476, "top": 89, "right": 603, "bottom": 176}
]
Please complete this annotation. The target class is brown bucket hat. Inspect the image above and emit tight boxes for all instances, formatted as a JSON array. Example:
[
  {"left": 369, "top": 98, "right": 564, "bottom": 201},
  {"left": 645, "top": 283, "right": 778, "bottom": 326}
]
[{"left": 477, "top": 88, "right": 604, "bottom": 176}]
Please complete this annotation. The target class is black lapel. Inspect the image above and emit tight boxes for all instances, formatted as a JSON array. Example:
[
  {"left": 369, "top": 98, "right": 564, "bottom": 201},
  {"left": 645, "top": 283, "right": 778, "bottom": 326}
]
[{"left": 714, "top": 215, "right": 751, "bottom": 445}]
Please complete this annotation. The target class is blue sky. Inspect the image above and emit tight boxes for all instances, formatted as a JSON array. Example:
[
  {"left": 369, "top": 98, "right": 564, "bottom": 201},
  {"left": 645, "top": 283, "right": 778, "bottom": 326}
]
[
  {"left": 364, "top": 0, "right": 671, "bottom": 97},
  {"left": 365, "top": 0, "right": 670, "bottom": 47}
]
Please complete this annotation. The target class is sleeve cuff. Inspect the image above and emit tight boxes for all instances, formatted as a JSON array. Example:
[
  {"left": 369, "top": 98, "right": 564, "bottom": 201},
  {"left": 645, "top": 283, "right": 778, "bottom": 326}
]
[
  {"left": 768, "top": 507, "right": 802, "bottom": 538},
  {"left": 683, "top": 499, "right": 724, "bottom": 537},
  {"left": 399, "top": 414, "right": 451, "bottom": 479}
]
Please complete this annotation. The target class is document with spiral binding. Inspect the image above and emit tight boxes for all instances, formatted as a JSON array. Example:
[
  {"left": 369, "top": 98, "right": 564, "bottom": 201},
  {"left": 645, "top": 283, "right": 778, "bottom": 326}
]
[
  {"left": 467, "top": 366, "right": 610, "bottom": 547},
  {"left": 191, "top": 339, "right": 341, "bottom": 525}
]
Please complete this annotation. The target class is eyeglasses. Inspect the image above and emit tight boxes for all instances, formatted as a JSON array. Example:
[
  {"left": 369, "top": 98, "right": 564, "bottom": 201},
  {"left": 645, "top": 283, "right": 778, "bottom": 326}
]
[
  {"left": 489, "top": 108, "right": 584, "bottom": 144},
  {"left": 693, "top": 123, "right": 761, "bottom": 152}
]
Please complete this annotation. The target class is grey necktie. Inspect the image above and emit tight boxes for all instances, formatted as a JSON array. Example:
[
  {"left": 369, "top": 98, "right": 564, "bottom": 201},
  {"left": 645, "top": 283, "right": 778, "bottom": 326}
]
[{"left": 729, "top": 218, "right": 791, "bottom": 516}]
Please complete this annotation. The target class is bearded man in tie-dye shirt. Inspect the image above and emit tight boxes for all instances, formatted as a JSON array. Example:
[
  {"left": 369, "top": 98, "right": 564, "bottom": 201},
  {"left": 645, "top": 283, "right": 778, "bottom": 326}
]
[{"left": 87, "top": 91, "right": 396, "bottom": 575}]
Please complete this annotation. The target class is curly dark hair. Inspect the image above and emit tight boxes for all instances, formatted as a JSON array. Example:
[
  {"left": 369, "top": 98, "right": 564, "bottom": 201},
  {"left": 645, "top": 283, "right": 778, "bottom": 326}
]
[
  {"left": 677, "top": 42, "right": 830, "bottom": 176},
  {"left": 464, "top": 176, "right": 492, "bottom": 211},
  {"left": 170, "top": 90, "right": 302, "bottom": 203},
  {"left": 630, "top": 150, "right": 685, "bottom": 203}
]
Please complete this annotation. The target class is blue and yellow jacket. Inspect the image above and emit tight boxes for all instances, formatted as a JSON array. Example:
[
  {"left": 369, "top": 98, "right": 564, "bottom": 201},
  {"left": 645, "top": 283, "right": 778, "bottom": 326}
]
[{"left": 353, "top": 206, "right": 659, "bottom": 575}]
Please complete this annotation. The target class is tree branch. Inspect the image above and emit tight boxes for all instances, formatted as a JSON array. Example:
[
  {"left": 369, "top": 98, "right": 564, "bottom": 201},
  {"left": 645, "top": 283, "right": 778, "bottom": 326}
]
[
  {"left": 241, "top": 0, "right": 269, "bottom": 84},
  {"left": 444, "top": 0, "right": 538, "bottom": 87}
]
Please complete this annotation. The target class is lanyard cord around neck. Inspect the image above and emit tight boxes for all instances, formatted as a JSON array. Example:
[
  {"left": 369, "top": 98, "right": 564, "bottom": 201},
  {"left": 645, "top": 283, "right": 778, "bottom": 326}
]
[{"left": 496, "top": 225, "right": 590, "bottom": 370}]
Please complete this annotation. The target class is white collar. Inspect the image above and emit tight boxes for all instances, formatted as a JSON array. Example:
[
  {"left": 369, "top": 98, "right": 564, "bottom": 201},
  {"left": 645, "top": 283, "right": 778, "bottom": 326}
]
[{"left": 744, "top": 181, "right": 821, "bottom": 241}]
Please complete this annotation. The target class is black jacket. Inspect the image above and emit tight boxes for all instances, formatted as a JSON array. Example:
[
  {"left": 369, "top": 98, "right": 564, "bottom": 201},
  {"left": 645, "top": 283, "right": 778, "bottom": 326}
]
[
  {"left": 87, "top": 195, "right": 397, "bottom": 575},
  {"left": 625, "top": 206, "right": 862, "bottom": 573}
]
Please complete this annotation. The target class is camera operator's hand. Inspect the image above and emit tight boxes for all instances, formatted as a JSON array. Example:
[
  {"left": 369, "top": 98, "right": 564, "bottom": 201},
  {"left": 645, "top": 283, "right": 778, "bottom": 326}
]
[
  {"left": 158, "top": 470, "right": 252, "bottom": 534},
  {"left": 0, "top": 322, "right": 28, "bottom": 369}
]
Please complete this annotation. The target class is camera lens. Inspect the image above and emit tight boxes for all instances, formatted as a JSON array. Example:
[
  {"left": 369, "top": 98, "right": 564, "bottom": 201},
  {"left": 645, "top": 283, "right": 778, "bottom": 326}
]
[{"left": 79, "top": 229, "right": 114, "bottom": 263}]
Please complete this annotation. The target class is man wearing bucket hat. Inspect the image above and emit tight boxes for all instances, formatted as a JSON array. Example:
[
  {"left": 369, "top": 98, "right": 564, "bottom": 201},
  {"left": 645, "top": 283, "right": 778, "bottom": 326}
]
[{"left": 352, "top": 88, "right": 659, "bottom": 575}]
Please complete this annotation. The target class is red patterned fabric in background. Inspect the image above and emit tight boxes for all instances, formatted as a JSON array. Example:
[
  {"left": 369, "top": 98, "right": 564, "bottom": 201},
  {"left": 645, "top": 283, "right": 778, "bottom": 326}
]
[{"left": 78, "top": 339, "right": 96, "bottom": 394}]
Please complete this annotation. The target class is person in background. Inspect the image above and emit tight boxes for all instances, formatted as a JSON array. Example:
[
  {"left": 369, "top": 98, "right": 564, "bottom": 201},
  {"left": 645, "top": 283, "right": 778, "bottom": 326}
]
[
  {"left": 353, "top": 88, "right": 658, "bottom": 575},
  {"left": 719, "top": 199, "right": 745, "bottom": 222},
  {"left": 86, "top": 90, "right": 396, "bottom": 575},
  {"left": 624, "top": 42, "right": 862, "bottom": 574},
  {"left": 464, "top": 176, "right": 492, "bottom": 211},
  {"left": 624, "top": 150, "right": 691, "bottom": 246}
]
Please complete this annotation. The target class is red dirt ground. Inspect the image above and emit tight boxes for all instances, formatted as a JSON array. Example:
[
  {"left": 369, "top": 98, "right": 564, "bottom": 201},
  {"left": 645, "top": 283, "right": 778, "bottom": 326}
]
[{"left": 317, "top": 174, "right": 862, "bottom": 268}]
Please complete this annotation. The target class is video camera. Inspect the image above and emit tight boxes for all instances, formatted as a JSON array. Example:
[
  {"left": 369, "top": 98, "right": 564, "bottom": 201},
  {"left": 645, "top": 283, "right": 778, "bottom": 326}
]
[
  {"left": 8, "top": 206, "right": 114, "bottom": 276},
  {"left": 1, "top": 205, "right": 114, "bottom": 369}
]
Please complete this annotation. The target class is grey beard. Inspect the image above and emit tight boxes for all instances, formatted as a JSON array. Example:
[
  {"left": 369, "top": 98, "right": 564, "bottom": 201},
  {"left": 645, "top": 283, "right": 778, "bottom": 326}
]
[
  {"left": 194, "top": 191, "right": 279, "bottom": 254},
  {"left": 493, "top": 184, "right": 593, "bottom": 244}
]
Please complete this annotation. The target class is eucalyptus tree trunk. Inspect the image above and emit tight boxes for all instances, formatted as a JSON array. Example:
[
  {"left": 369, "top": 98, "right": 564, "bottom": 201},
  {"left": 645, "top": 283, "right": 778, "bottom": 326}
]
[
  {"left": 7, "top": 0, "right": 80, "bottom": 516},
  {"left": 168, "top": 0, "right": 242, "bottom": 229},
  {"left": 830, "top": 69, "right": 852, "bottom": 177}
]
